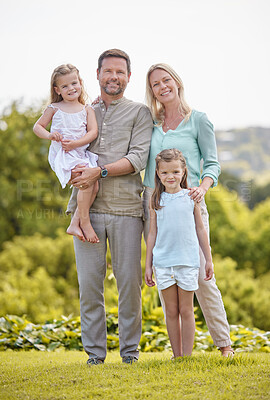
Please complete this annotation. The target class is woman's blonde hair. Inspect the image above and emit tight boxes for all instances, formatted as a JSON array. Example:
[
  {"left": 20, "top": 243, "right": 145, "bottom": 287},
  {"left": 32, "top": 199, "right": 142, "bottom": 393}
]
[
  {"left": 145, "top": 63, "right": 192, "bottom": 126},
  {"left": 50, "top": 64, "right": 88, "bottom": 104},
  {"left": 151, "top": 148, "right": 188, "bottom": 210}
]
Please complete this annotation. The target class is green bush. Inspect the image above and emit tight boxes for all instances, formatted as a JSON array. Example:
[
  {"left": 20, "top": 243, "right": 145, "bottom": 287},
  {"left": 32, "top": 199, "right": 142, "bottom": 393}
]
[
  {"left": 206, "top": 256, "right": 270, "bottom": 331},
  {"left": 0, "top": 231, "right": 80, "bottom": 322},
  {"left": 1, "top": 231, "right": 270, "bottom": 330},
  {"left": 0, "top": 267, "right": 65, "bottom": 323},
  {"left": 205, "top": 186, "right": 253, "bottom": 269},
  {"left": 0, "top": 231, "right": 125, "bottom": 322},
  {"left": 249, "top": 199, "right": 270, "bottom": 276}
]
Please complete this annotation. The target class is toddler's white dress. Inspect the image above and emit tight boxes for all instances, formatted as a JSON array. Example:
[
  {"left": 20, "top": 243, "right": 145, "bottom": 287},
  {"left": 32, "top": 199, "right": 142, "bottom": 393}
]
[{"left": 48, "top": 105, "right": 98, "bottom": 188}]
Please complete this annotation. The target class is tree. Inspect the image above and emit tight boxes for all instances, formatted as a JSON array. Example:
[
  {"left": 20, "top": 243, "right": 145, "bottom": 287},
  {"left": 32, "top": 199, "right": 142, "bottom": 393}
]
[
  {"left": 211, "top": 256, "right": 270, "bottom": 331},
  {"left": 205, "top": 185, "right": 253, "bottom": 269},
  {"left": 219, "top": 170, "right": 270, "bottom": 209},
  {"left": 249, "top": 199, "right": 270, "bottom": 276},
  {"left": 0, "top": 102, "right": 71, "bottom": 247}
]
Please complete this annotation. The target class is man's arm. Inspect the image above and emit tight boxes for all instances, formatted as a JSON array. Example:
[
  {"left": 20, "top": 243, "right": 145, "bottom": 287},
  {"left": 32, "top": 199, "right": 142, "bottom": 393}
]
[
  {"left": 124, "top": 105, "right": 153, "bottom": 174},
  {"left": 71, "top": 158, "right": 134, "bottom": 188},
  {"left": 71, "top": 105, "right": 153, "bottom": 188}
]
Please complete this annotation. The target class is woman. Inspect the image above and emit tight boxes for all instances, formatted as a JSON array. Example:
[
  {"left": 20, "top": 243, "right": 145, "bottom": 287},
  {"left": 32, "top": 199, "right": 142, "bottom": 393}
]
[{"left": 143, "top": 63, "right": 234, "bottom": 357}]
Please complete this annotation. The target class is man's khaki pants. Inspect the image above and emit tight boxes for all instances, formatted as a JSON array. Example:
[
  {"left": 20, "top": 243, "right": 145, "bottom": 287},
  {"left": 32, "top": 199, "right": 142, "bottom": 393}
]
[{"left": 74, "top": 213, "right": 143, "bottom": 361}]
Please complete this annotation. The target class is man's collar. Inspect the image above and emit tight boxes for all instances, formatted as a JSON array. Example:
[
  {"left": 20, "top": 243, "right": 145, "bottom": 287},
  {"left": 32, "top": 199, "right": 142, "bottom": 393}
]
[{"left": 99, "top": 96, "right": 126, "bottom": 106}]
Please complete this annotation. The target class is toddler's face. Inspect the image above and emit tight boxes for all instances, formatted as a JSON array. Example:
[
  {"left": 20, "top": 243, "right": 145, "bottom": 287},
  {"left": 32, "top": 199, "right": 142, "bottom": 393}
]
[{"left": 54, "top": 72, "right": 82, "bottom": 101}]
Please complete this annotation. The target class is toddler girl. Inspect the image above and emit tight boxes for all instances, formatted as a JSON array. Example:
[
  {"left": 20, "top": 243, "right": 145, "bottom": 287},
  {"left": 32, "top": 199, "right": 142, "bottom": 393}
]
[
  {"left": 33, "top": 64, "right": 99, "bottom": 243},
  {"left": 145, "top": 148, "right": 214, "bottom": 357}
]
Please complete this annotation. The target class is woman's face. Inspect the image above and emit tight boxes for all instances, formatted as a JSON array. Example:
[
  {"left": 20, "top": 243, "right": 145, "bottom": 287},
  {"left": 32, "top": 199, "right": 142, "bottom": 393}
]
[{"left": 149, "top": 69, "right": 180, "bottom": 105}]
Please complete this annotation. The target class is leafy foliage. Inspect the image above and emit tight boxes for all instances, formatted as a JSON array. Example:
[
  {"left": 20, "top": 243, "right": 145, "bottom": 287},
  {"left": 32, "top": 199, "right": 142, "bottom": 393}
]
[
  {"left": 219, "top": 170, "right": 270, "bottom": 209},
  {"left": 1, "top": 229, "right": 270, "bottom": 330},
  {"left": 1, "top": 313, "right": 269, "bottom": 353},
  {"left": 212, "top": 257, "right": 270, "bottom": 331},
  {"left": 0, "top": 231, "right": 80, "bottom": 323},
  {"left": 205, "top": 185, "right": 252, "bottom": 270},
  {"left": 192, "top": 256, "right": 270, "bottom": 331},
  {"left": 205, "top": 185, "right": 270, "bottom": 277},
  {"left": 0, "top": 102, "right": 70, "bottom": 247},
  {"left": 249, "top": 199, "right": 270, "bottom": 276}
]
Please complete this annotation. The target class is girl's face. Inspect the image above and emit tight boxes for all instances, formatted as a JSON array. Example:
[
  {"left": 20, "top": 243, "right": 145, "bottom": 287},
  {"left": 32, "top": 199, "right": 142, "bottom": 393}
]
[
  {"left": 157, "top": 159, "right": 184, "bottom": 193},
  {"left": 149, "top": 69, "right": 180, "bottom": 106},
  {"left": 54, "top": 72, "right": 82, "bottom": 102}
]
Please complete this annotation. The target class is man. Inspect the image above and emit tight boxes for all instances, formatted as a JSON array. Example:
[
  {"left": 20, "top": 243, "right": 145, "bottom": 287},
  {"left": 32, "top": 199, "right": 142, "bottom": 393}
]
[{"left": 67, "top": 49, "right": 153, "bottom": 365}]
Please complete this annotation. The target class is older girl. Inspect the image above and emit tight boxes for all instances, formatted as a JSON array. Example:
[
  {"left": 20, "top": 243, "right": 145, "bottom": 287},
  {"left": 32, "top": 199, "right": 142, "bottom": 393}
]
[{"left": 145, "top": 149, "right": 213, "bottom": 357}]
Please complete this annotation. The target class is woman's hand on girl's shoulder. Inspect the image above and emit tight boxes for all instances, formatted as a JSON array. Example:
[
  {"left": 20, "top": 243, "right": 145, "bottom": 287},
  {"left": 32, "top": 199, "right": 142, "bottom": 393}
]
[{"left": 188, "top": 186, "right": 207, "bottom": 203}]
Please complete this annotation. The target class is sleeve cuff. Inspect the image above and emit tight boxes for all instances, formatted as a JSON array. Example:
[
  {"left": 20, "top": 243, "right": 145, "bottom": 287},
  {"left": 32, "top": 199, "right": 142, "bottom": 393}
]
[
  {"left": 201, "top": 173, "right": 218, "bottom": 188},
  {"left": 124, "top": 155, "right": 141, "bottom": 175}
]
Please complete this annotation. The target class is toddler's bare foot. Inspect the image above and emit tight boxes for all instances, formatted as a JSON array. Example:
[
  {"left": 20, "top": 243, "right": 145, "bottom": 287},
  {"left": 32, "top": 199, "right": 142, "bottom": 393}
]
[
  {"left": 80, "top": 222, "right": 100, "bottom": 244},
  {"left": 66, "top": 225, "right": 86, "bottom": 242}
]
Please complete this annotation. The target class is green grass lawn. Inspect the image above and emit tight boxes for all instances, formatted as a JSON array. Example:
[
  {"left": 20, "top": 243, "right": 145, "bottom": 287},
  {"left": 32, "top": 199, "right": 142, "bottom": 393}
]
[{"left": 1, "top": 350, "right": 269, "bottom": 400}]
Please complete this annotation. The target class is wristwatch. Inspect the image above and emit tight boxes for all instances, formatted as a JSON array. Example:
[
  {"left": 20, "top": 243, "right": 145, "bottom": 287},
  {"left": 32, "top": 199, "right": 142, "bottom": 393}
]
[{"left": 100, "top": 165, "right": 108, "bottom": 178}]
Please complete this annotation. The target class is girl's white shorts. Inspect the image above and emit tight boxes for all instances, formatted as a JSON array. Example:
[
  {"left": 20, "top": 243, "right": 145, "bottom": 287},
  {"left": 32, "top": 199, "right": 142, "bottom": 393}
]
[{"left": 154, "top": 265, "right": 199, "bottom": 292}]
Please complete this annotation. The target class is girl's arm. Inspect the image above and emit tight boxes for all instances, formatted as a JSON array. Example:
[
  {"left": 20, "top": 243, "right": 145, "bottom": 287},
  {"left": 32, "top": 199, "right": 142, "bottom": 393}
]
[
  {"left": 194, "top": 203, "right": 214, "bottom": 281},
  {"left": 145, "top": 207, "right": 157, "bottom": 287},
  {"left": 33, "top": 107, "right": 62, "bottom": 141},
  {"left": 61, "top": 107, "right": 98, "bottom": 152}
]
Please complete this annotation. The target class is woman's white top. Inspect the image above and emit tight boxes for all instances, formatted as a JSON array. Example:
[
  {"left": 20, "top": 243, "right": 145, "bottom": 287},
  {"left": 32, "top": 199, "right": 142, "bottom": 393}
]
[{"left": 48, "top": 105, "right": 98, "bottom": 188}]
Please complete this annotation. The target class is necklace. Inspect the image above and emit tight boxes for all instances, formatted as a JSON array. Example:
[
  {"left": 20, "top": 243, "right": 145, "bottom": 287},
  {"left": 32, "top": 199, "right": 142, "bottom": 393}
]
[{"left": 164, "top": 112, "right": 183, "bottom": 130}]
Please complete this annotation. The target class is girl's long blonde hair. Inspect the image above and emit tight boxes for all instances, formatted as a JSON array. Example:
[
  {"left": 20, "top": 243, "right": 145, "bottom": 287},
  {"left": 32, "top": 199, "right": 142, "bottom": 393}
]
[
  {"left": 50, "top": 64, "right": 88, "bottom": 104},
  {"left": 151, "top": 149, "right": 188, "bottom": 210},
  {"left": 145, "top": 63, "right": 192, "bottom": 126}
]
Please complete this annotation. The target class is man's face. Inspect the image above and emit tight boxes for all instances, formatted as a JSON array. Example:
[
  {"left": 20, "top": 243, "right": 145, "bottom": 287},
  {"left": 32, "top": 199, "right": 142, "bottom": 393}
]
[{"left": 97, "top": 57, "right": 130, "bottom": 97}]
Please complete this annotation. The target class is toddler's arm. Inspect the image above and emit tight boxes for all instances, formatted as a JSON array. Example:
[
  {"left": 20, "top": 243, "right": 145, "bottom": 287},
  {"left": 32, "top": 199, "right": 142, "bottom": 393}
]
[
  {"left": 33, "top": 107, "right": 62, "bottom": 141},
  {"left": 145, "top": 207, "right": 157, "bottom": 287},
  {"left": 194, "top": 203, "right": 214, "bottom": 281},
  {"left": 61, "top": 107, "right": 98, "bottom": 152}
]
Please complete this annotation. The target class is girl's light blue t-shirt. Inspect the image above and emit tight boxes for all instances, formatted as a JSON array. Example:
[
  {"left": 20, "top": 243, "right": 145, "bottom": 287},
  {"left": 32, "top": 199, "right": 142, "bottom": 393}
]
[
  {"left": 143, "top": 110, "right": 221, "bottom": 189},
  {"left": 153, "top": 190, "right": 200, "bottom": 269}
]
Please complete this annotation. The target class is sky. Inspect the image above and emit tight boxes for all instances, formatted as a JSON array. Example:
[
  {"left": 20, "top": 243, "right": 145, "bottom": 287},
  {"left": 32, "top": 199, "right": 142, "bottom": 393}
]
[{"left": 1, "top": 0, "right": 270, "bottom": 130}]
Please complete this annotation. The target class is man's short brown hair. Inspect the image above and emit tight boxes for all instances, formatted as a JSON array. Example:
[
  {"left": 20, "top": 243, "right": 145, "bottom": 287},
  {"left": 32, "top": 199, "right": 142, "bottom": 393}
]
[{"left": 98, "top": 49, "right": 131, "bottom": 75}]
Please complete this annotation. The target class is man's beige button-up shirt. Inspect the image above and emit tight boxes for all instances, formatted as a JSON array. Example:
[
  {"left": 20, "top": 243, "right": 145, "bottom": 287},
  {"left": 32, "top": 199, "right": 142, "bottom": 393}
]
[{"left": 67, "top": 97, "right": 153, "bottom": 217}]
